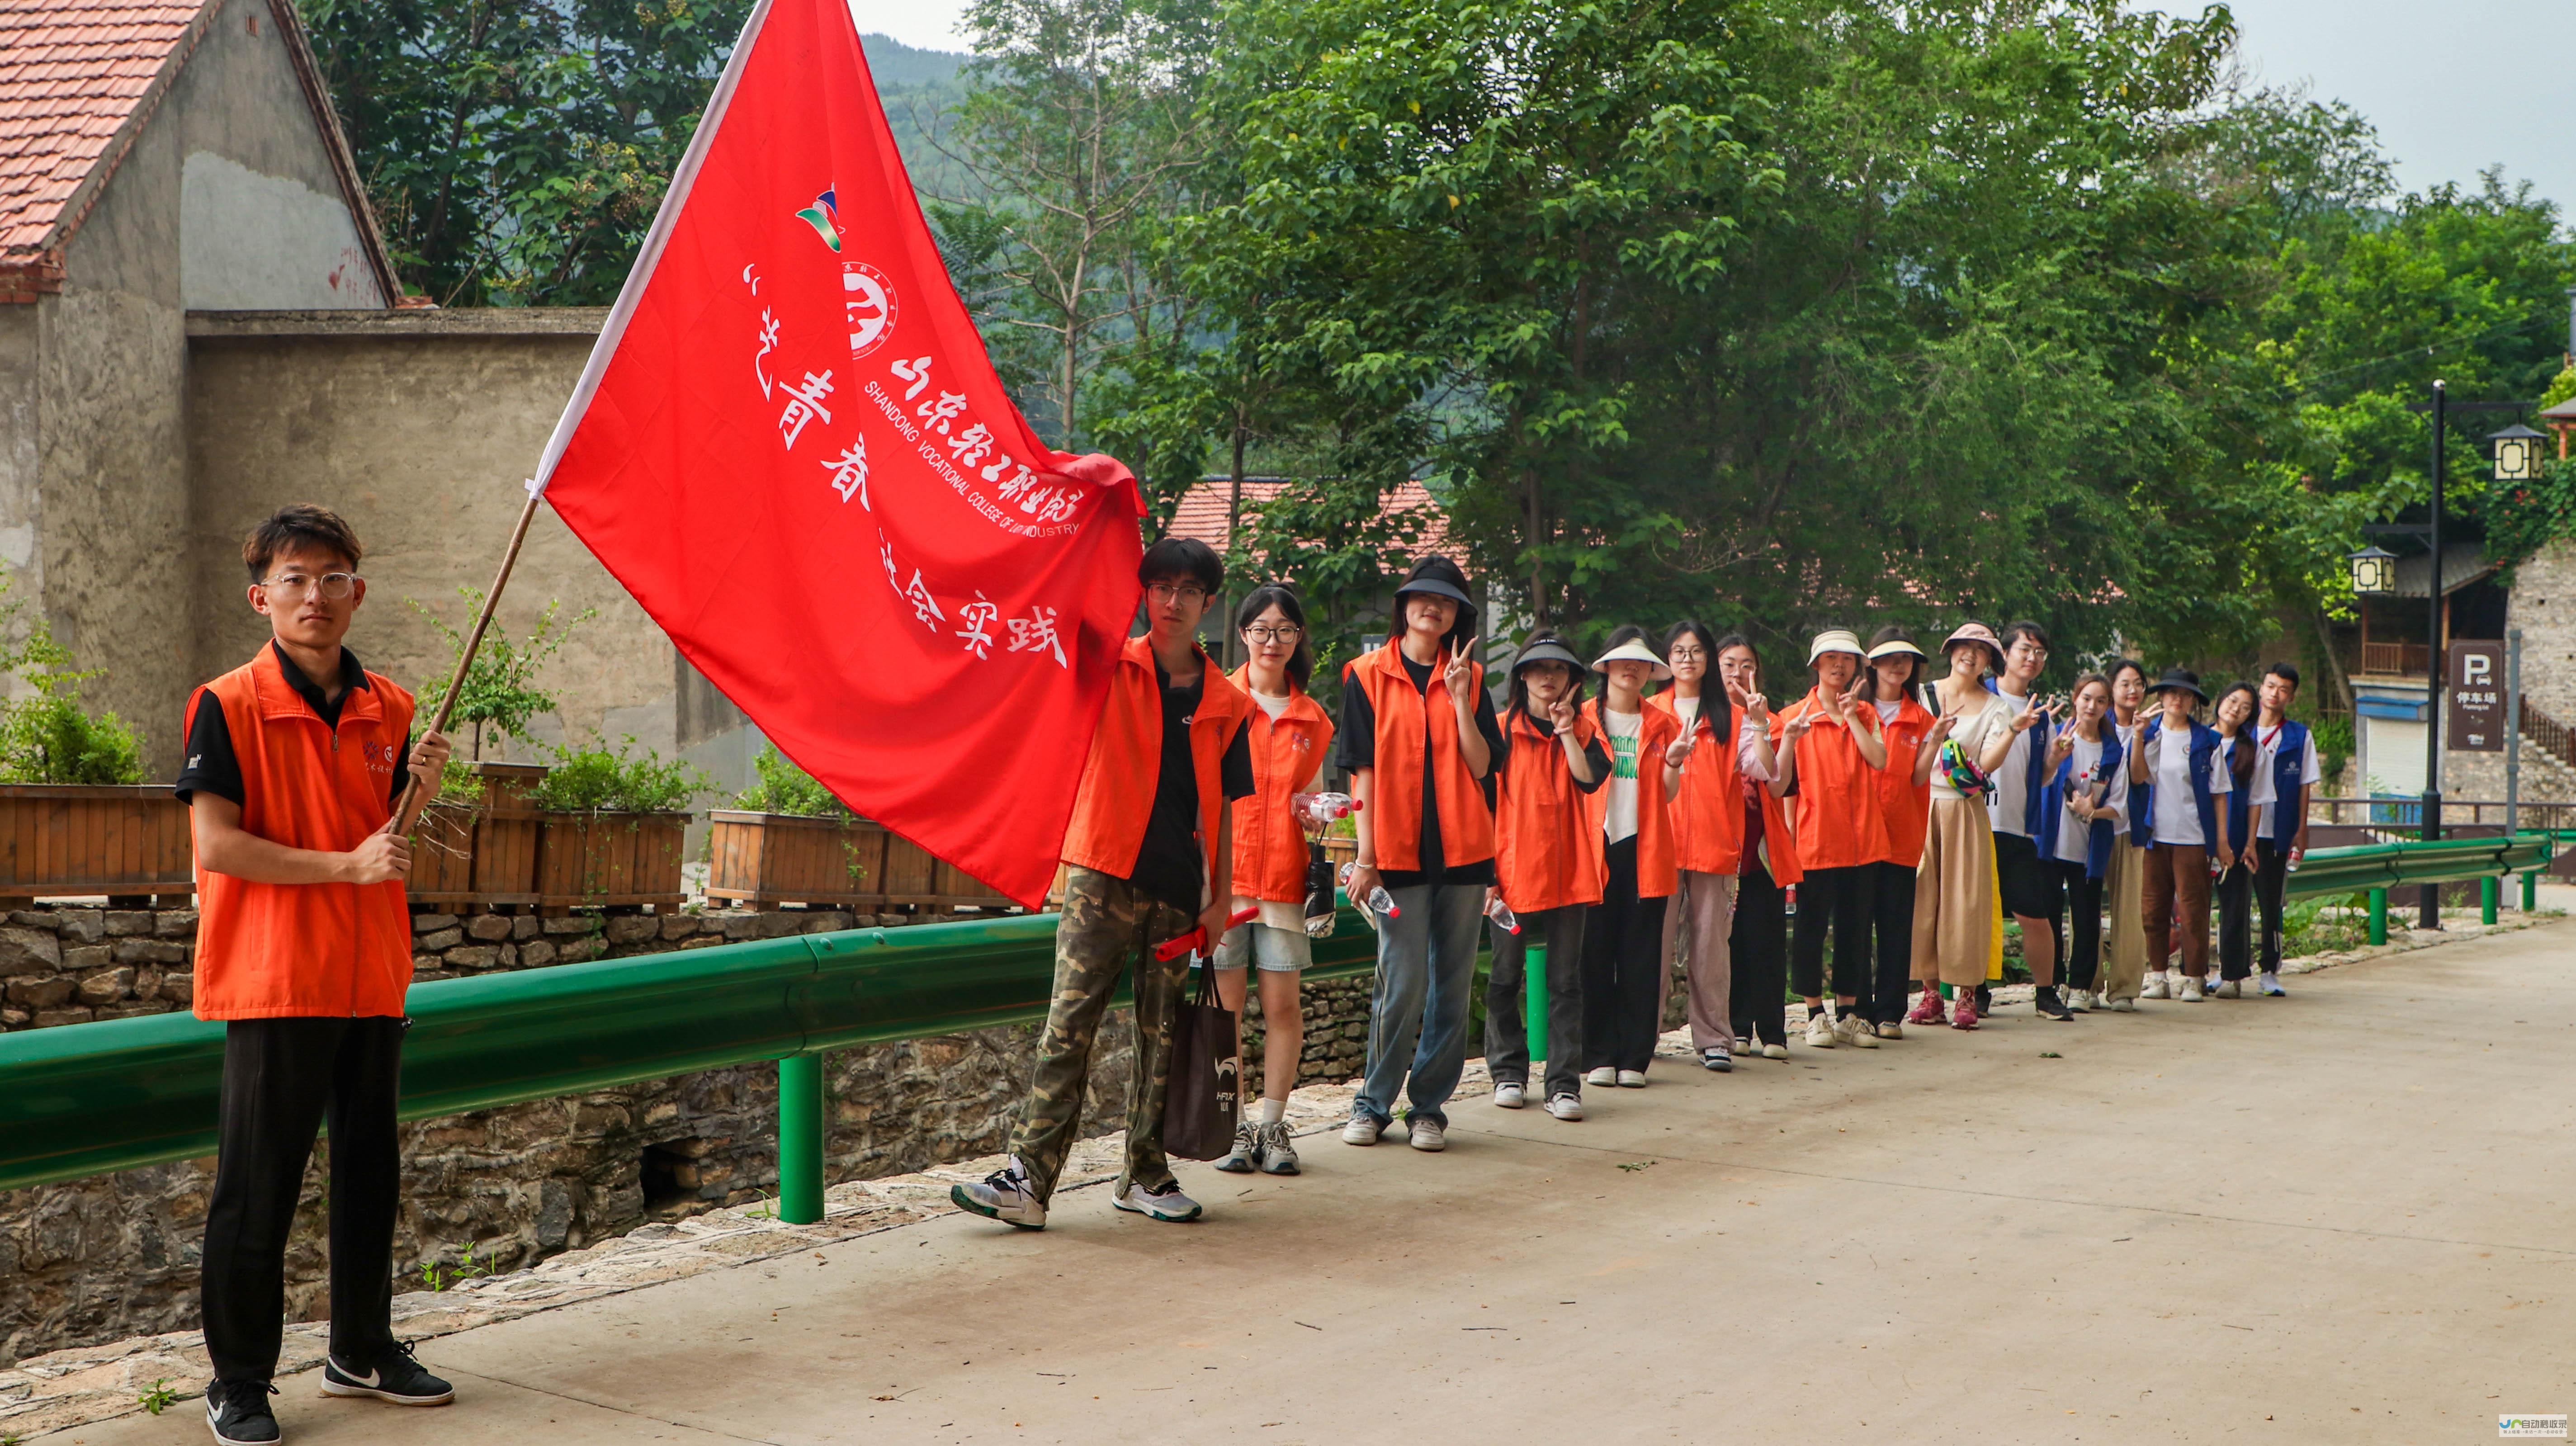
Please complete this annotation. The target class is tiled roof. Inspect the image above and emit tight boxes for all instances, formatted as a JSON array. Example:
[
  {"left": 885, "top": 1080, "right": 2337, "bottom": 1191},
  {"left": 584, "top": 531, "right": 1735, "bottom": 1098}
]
[
  {"left": 1165, "top": 477, "right": 1465, "bottom": 564},
  {"left": 0, "top": 2, "right": 207, "bottom": 262}
]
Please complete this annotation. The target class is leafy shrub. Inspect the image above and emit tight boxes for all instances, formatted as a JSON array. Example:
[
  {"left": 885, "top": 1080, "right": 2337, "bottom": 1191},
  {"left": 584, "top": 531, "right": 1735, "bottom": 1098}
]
[
  {"left": 409, "top": 589, "right": 594, "bottom": 760},
  {"left": 731, "top": 747, "right": 854, "bottom": 818},
  {"left": 0, "top": 578, "right": 144, "bottom": 784},
  {"left": 528, "top": 735, "right": 709, "bottom": 813},
  {"left": 2307, "top": 712, "right": 2354, "bottom": 790}
]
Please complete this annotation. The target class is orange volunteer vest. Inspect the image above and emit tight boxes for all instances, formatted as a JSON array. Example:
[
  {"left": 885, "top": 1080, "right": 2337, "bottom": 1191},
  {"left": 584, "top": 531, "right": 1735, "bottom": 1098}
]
[
  {"left": 1492, "top": 707, "right": 1605, "bottom": 914},
  {"left": 1581, "top": 698, "right": 1680, "bottom": 898},
  {"left": 1772, "top": 687, "right": 1893, "bottom": 873},
  {"left": 1226, "top": 669, "right": 1334, "bottom": 904},
  {"left": 1869, "top": 695, "right": 1938, "bottom": 869},
  {"left": 1062, "top": 635, "right": 1251, "bottom": 892},
  {"left": 1344, "top": 641, "right": 1495, "bottom": 873},
  {"left": 189, "top": 646, "right": 418, "bottom": 1021}
]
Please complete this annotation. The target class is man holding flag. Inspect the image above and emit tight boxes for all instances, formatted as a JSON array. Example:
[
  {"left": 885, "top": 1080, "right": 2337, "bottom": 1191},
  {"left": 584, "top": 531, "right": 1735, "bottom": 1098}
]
[{"left": 953, "top": 538, "right": 1254, "bottom": 1229}]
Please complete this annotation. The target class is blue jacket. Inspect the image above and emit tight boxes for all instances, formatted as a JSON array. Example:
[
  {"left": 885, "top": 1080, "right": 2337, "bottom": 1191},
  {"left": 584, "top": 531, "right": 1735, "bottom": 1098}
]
[
  {"left": 2037, "top": 726, "right": 2123, "bottom": 879},
  {"left": 2131, "top": 718, "right": 2224, "bottom": 852},
  {"left": 2263, "top": 719, "right": 2311, "bottom": 851},
  {"left": 2216, "top": 737, "right": 2255, "bottom": 855}
]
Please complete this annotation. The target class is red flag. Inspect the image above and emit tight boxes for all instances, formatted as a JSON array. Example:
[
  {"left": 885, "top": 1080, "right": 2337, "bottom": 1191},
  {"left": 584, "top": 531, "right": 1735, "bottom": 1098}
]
[{"left": 531, "top": 0, "right": 1143, "bottom": 907}]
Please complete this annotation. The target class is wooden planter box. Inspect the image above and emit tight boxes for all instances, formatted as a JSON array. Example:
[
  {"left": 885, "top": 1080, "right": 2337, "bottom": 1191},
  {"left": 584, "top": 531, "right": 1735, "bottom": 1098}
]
[
  {"left": 0, "top": 784, "right": 194, "bottom": 904},
  {"left": 405, "top": 762, "right": 547, "bottom": 909},
  {"left": 707, "top": 810, "right": 1011, "bottom": 912},
  {"left": 704, "top": 810, "right": 886, "bottom": 908},
  {"left": 534, "top": 810, "right": 689, "bottom": 910}
]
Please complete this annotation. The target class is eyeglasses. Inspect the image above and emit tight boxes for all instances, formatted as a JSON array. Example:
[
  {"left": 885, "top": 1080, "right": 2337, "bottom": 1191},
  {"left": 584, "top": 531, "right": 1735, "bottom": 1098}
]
[
  {"left": 1242, "top": 624, "right": 1302, "bottom": 643},
  {"left": 260, "top": 572, "right": 359, "bottom": 601},
  {"left": 1146, "top": 582, "right": 1208, "bottom": 604}
]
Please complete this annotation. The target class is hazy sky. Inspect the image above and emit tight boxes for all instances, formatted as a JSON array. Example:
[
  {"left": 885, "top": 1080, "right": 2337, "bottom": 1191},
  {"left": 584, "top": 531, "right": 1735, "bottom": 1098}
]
[{"left": 846, "top": 0, "right": 2573, "bottom": 214}]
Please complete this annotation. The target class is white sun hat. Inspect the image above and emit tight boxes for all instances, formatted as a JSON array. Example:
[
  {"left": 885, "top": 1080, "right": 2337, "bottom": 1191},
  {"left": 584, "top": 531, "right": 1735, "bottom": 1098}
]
[
  {"left": 1592, "top": 638, "right": 1674, "bottom": 680},
  {"left": 1807, "top": 628, "right": 1865, "bottom": 663}
]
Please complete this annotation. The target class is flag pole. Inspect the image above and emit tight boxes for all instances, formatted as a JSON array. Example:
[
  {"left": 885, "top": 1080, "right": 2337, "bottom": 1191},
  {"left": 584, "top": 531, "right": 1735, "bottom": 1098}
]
[{"left": 387, "top": 489, "right": 545, "bottom": 838}]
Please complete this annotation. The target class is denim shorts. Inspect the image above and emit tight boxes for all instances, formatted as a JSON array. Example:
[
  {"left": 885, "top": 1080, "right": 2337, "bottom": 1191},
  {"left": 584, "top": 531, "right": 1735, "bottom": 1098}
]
[{"left": 1213, "top": 921, "right": 1312, "bottom": 973}]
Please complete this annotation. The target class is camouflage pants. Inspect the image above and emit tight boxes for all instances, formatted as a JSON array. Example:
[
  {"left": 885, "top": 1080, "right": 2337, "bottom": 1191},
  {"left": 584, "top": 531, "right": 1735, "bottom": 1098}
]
[{"left": 1007, "top": 866, "right": 1195, "bottom": 1203}]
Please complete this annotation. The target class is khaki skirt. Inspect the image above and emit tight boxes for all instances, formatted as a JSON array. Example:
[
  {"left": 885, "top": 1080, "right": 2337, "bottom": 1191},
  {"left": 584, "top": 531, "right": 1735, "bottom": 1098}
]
[{"left": 1910, "top": 795, "right": 1995, "bottom": 988}]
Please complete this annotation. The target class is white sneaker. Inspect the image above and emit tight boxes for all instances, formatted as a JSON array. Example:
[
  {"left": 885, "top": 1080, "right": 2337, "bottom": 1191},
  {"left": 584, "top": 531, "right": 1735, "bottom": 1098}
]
[
  {"left": 2108, "top": 996, "right": 2137, "bottom": 1012},
  {"left": 1875, "top": 1020, "right": 1904, "bottom": 1040},
  {"left": 1342, "top": 1112, "right": 1388, "bottom": 1146},
  {"left": 2142, "top": 972, "right": 2171, "bottom": 1000},
  {"left": 1616, "top": 1068, "right": 1648, "bottom": 1087},
  {"left": 1408, "top": 1116, "right": 1447, "bottom": 1151},
  {"left": 1493, "top": 1082, "right": 1527, "bottom": 1109},
  {"left": 2259, "top": 972, "right": 2286, "bottom": 997},
  {"left": 1832, "top": 1014, "right": 1880, "bottom": 1049},
  {"left": 1804, "top": 1014, "right": 1837, "bottom": 1048},
  {"left": 2178, "top": 974, "right": 2206, "bottom": 1002},
  {"left": 1545, "top": 1093, "right": 1585, "bottom": 1121},
  {"left": 2212, "top": 978, "right": 2240, "bottom": 998},
  {"left": 1111, "top": 1180, "right": 1202, "bottom": 1222},
  {"left": 1584, "top": 1066, "right": 1617, "bottom": 1087},
  {"left": 1762, "top": 1042, "right": 1789, "bottom": 1060},
  {"left": 950, "top": 1158, "right": 1047, "bottom": 1230},
  {"left": 2067, "top": 988, "right": 2096, "bottom": 1011}
]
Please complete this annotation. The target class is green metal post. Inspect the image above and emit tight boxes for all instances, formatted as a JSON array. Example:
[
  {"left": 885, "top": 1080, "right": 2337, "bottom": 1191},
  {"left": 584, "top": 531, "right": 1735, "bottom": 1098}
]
[
  {"left": 2367, "top": 888, "right": 2388, "bottom": 946},
  {"left": 777, "top": 1053, "right": 825, "bottom": 1225},
  {"left": 1526, "top": 944, "right": 1548, "bottom": 1063},
  {"left": 2481, "top": 875, "right": 2499, "bottom": 925},
  {"left": 2523, "top": 871, "right": 2538, "bottom": 912}
]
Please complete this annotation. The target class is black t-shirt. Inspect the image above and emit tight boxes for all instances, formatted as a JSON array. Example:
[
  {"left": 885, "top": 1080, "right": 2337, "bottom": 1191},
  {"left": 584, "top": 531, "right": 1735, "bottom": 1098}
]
[
  {"left": 1335, "top": 650, "right": 1506, "bottom": 888},
  {"left": 175, "top": 642, "right": 406, "bottom": 808},
  {"left": 1125, "top": 661, "right": 1256, "bottom": 913}
]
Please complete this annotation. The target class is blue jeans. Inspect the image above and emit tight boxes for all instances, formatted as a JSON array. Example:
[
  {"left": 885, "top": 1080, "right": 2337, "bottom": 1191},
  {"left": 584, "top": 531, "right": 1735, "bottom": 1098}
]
[{"left": 1354, "top": 881, "right": 1484, "bottom": 1128}]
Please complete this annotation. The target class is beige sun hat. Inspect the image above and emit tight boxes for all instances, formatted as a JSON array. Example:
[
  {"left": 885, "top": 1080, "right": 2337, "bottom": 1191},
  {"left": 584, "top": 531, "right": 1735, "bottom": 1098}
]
[
  {"left": 1867, "top": 636, "right": 1926, "bottom": 661},
  {"left": 1940, "top": 622, "right": 2006, "bottom": 673},
  {"left": 1592, "top": 638, "right": 1674, "bottom": 680},
  {"left": 1806, "top": 628, "right": 1865, "bottom": 664}
]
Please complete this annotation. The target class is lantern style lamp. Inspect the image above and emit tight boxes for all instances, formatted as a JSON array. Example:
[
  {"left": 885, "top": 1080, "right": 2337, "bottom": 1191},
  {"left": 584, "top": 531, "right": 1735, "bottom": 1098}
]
[
  {"left": 2488, "top": 422, "right": 2546, "bottom": 484},
  {"left": 2347, "top": 543, "right": 2397, "bottom": 596}
]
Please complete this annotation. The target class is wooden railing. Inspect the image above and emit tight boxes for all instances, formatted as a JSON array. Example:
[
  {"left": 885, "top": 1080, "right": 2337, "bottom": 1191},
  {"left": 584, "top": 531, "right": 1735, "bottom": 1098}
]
[
  {"left": 2521, "top": 698, "right": 2576, "bottom": 773},
  {"left": 2360, "top": 642, "right": 2431, "bottom": 676}
]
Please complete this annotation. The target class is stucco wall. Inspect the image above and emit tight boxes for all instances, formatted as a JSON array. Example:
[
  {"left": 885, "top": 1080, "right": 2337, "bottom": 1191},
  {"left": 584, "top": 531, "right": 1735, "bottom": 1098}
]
[
  {"left": 2509, "top": 539, "right": 2576, "bottom": 725},
  {"left": 183, "top": 312, "right": 738, "bottom": 785}
]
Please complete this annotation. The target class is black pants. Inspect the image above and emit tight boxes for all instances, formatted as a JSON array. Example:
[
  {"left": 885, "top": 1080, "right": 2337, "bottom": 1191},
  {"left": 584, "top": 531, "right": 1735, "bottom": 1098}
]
[
  {"left": 1868, "top": 862, "right": 1917, "bottom": 1025},
  {"left": 1790, "top": 863, "right": 1872, "bottom": 1013},
  {"left": 1485, "top": 904, "right": 1588, "bottom": 1100},
  {"left": 2053, "top": 858, "right": 2102, "bottom": 992},
  {"left": 2216, "top": 857, "right": 2256, "bottom": 981},
  {"left": 1581, "top": 836, "right": 1669, "bottom": 1073},
  {"left": 202, "top": 1016, "right": 406, "bottom": 1384},
  {"left": 1729, "top": 858, "right": 1791, "bottom": 1048},
  {"left": 2254, "top": 843, "right": 2290, "bottom": 971}
]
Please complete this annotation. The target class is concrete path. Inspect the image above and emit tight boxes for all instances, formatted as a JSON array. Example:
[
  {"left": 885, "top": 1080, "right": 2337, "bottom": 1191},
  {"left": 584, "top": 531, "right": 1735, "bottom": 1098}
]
[{"left": 48, "top": 919, "right": 2576, "bottom": 1446}]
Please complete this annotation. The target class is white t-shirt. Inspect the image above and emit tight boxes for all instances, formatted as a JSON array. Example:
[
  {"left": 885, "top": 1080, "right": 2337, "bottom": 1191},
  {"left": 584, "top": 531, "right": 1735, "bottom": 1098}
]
[
  {"left": 2053, "top": 731, "right": 2128, "bottom": 865},
  {"left": 1929, "top": 693, "right": 2012, "bottom": 802},
  {"left": 1249, "top": 688, "right": 1291, "bottom": 721},
  {"left": 2250, "top": 723, "right": 2321, "bottom": 843},
  {"left": 1602, "top": 708, "right": 1642, "bottom": 844},
  {"left": 1987, "top": 690, "right": 2038, "bottom": 836},
  {"left": 2149, "top": 724, "right": 2229, "bottom": 846}
]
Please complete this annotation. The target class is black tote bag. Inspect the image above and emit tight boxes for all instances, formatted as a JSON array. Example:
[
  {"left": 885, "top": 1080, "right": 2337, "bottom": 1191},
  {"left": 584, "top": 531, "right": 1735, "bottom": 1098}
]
[{"left": 1163, "top": 956, "right": 1241, "bottom": 1160}]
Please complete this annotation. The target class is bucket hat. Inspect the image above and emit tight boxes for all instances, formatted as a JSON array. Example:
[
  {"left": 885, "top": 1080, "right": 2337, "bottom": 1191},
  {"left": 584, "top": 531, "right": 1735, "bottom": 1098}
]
[
  {"left": 1593, "top": 638, "right": 1674, "bottom": 680},
  {"left": 2145, "top": 667, "right": 2207, "bottom": 703},
  {"left": 1940, "top": 623, "right": 2005, "bottom": 675}
]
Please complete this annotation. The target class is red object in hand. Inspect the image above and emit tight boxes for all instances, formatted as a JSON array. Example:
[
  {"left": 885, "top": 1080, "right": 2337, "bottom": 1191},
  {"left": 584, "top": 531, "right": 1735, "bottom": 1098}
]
[{"left": 1153, "top": 906, "right": 1261, "bottom": 962}]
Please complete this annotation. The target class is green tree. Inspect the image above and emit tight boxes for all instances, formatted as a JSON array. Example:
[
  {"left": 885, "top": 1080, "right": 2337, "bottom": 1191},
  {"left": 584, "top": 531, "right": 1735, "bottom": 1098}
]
[{"left": 410, "top": 590, "right": 596, "bottom": 760}]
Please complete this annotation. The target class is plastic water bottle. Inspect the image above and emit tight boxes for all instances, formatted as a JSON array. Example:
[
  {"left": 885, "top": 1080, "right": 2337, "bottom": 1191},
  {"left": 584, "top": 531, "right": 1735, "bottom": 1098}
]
[
  {"left": 1292, "top": 791, "right": 1361, "bottom": 831},
  {"left": 1783, "top": 884, "right": 1799, "bottom": 918},
  {"left": 1337, "top": 862, "right": 1400, "bottom": 919},
  {"left": 1485, "top": 897, "right": 1521, "bottom": 935}
]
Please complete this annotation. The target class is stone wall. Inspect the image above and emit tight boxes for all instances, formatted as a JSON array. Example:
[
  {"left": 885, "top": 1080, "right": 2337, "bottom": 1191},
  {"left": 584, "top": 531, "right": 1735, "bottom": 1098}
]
[{"left": 0, "top": 903, "right": 1379, "bottom": 1366}]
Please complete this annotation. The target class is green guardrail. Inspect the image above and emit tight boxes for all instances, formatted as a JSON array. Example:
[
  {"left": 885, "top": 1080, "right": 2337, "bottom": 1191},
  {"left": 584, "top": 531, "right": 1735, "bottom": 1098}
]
[
  {"left": 0, "top": 831, "right": 2556, "bottom": 1215},
  {"left": 2283, "top": 832, "right": 2558, "bottom": 946},
  {"left": 0, "top": 907, "right": 1384, "bottom": 1212}
]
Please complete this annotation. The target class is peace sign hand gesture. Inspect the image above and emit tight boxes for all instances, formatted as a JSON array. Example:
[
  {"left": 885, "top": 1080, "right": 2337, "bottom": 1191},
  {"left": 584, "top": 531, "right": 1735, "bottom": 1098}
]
[
  {"left": 1547, "top": 694, "right": 1578, "bottom": 735},
  {"left": 1443, "top": 636, "right": 1479, "bottom": 704},
  {"left": 1665, "top": 729, "right": 1696, "bottom": 769}
]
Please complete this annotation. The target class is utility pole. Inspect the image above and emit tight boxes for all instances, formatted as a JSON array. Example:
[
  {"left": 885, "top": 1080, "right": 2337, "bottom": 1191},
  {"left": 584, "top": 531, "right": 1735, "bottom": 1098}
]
[{"left": 2420, "top": 382, "right": 2444, "bottom": 929}]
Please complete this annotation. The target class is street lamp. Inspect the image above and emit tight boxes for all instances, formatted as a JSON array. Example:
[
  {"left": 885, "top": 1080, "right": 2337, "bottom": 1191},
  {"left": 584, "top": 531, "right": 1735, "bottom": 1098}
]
[
  {"left": 2488, "top": 422, "right": 2546, "bottom": 484},
  {"left": 2346, "top": 543, "right": 2397, "bottom": 596}
]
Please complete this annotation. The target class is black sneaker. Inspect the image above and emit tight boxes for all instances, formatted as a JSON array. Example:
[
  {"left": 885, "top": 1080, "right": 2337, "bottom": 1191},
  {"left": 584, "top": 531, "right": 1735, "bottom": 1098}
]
[
  {"left": 2035, "top": 985, "right": 2074, "bottom": 1021},
  {"left": 205, "top": 1378, "right": 279, "bottom": 1445},
  {"left": 319, "top": 1339, "right": 455, "bottom": 1406}
]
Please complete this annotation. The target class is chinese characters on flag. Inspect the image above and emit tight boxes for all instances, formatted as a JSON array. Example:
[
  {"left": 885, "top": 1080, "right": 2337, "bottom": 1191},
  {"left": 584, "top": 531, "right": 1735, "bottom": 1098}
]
[{"left": 529, "top": 0, "right": 1144, "bottom": 906}]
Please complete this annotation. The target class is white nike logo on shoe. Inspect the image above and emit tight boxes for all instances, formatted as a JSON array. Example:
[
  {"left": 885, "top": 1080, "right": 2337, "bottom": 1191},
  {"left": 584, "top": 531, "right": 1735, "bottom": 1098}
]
[{"left": 337, "top": 1361, "right": 379, "bottom": 1387}]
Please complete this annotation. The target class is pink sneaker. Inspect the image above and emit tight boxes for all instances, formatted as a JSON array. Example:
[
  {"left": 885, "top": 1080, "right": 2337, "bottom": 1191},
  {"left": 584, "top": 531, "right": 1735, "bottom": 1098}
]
[
  {"left": 1907, "top": 990, "right": 1947, "bottom": 1026},
  {"left": 1950, "top": 996, "right": 1980, "bottom": 1030}
]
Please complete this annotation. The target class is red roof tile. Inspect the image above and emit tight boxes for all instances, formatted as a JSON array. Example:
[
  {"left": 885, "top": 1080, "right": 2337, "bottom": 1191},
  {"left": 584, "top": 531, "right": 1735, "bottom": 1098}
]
[
  {"left": 0, "top": 2, "right": 205, "bottom": 260},
  {"left": 1165, "top": 477, "right": 1465, "bottom": 565}
]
